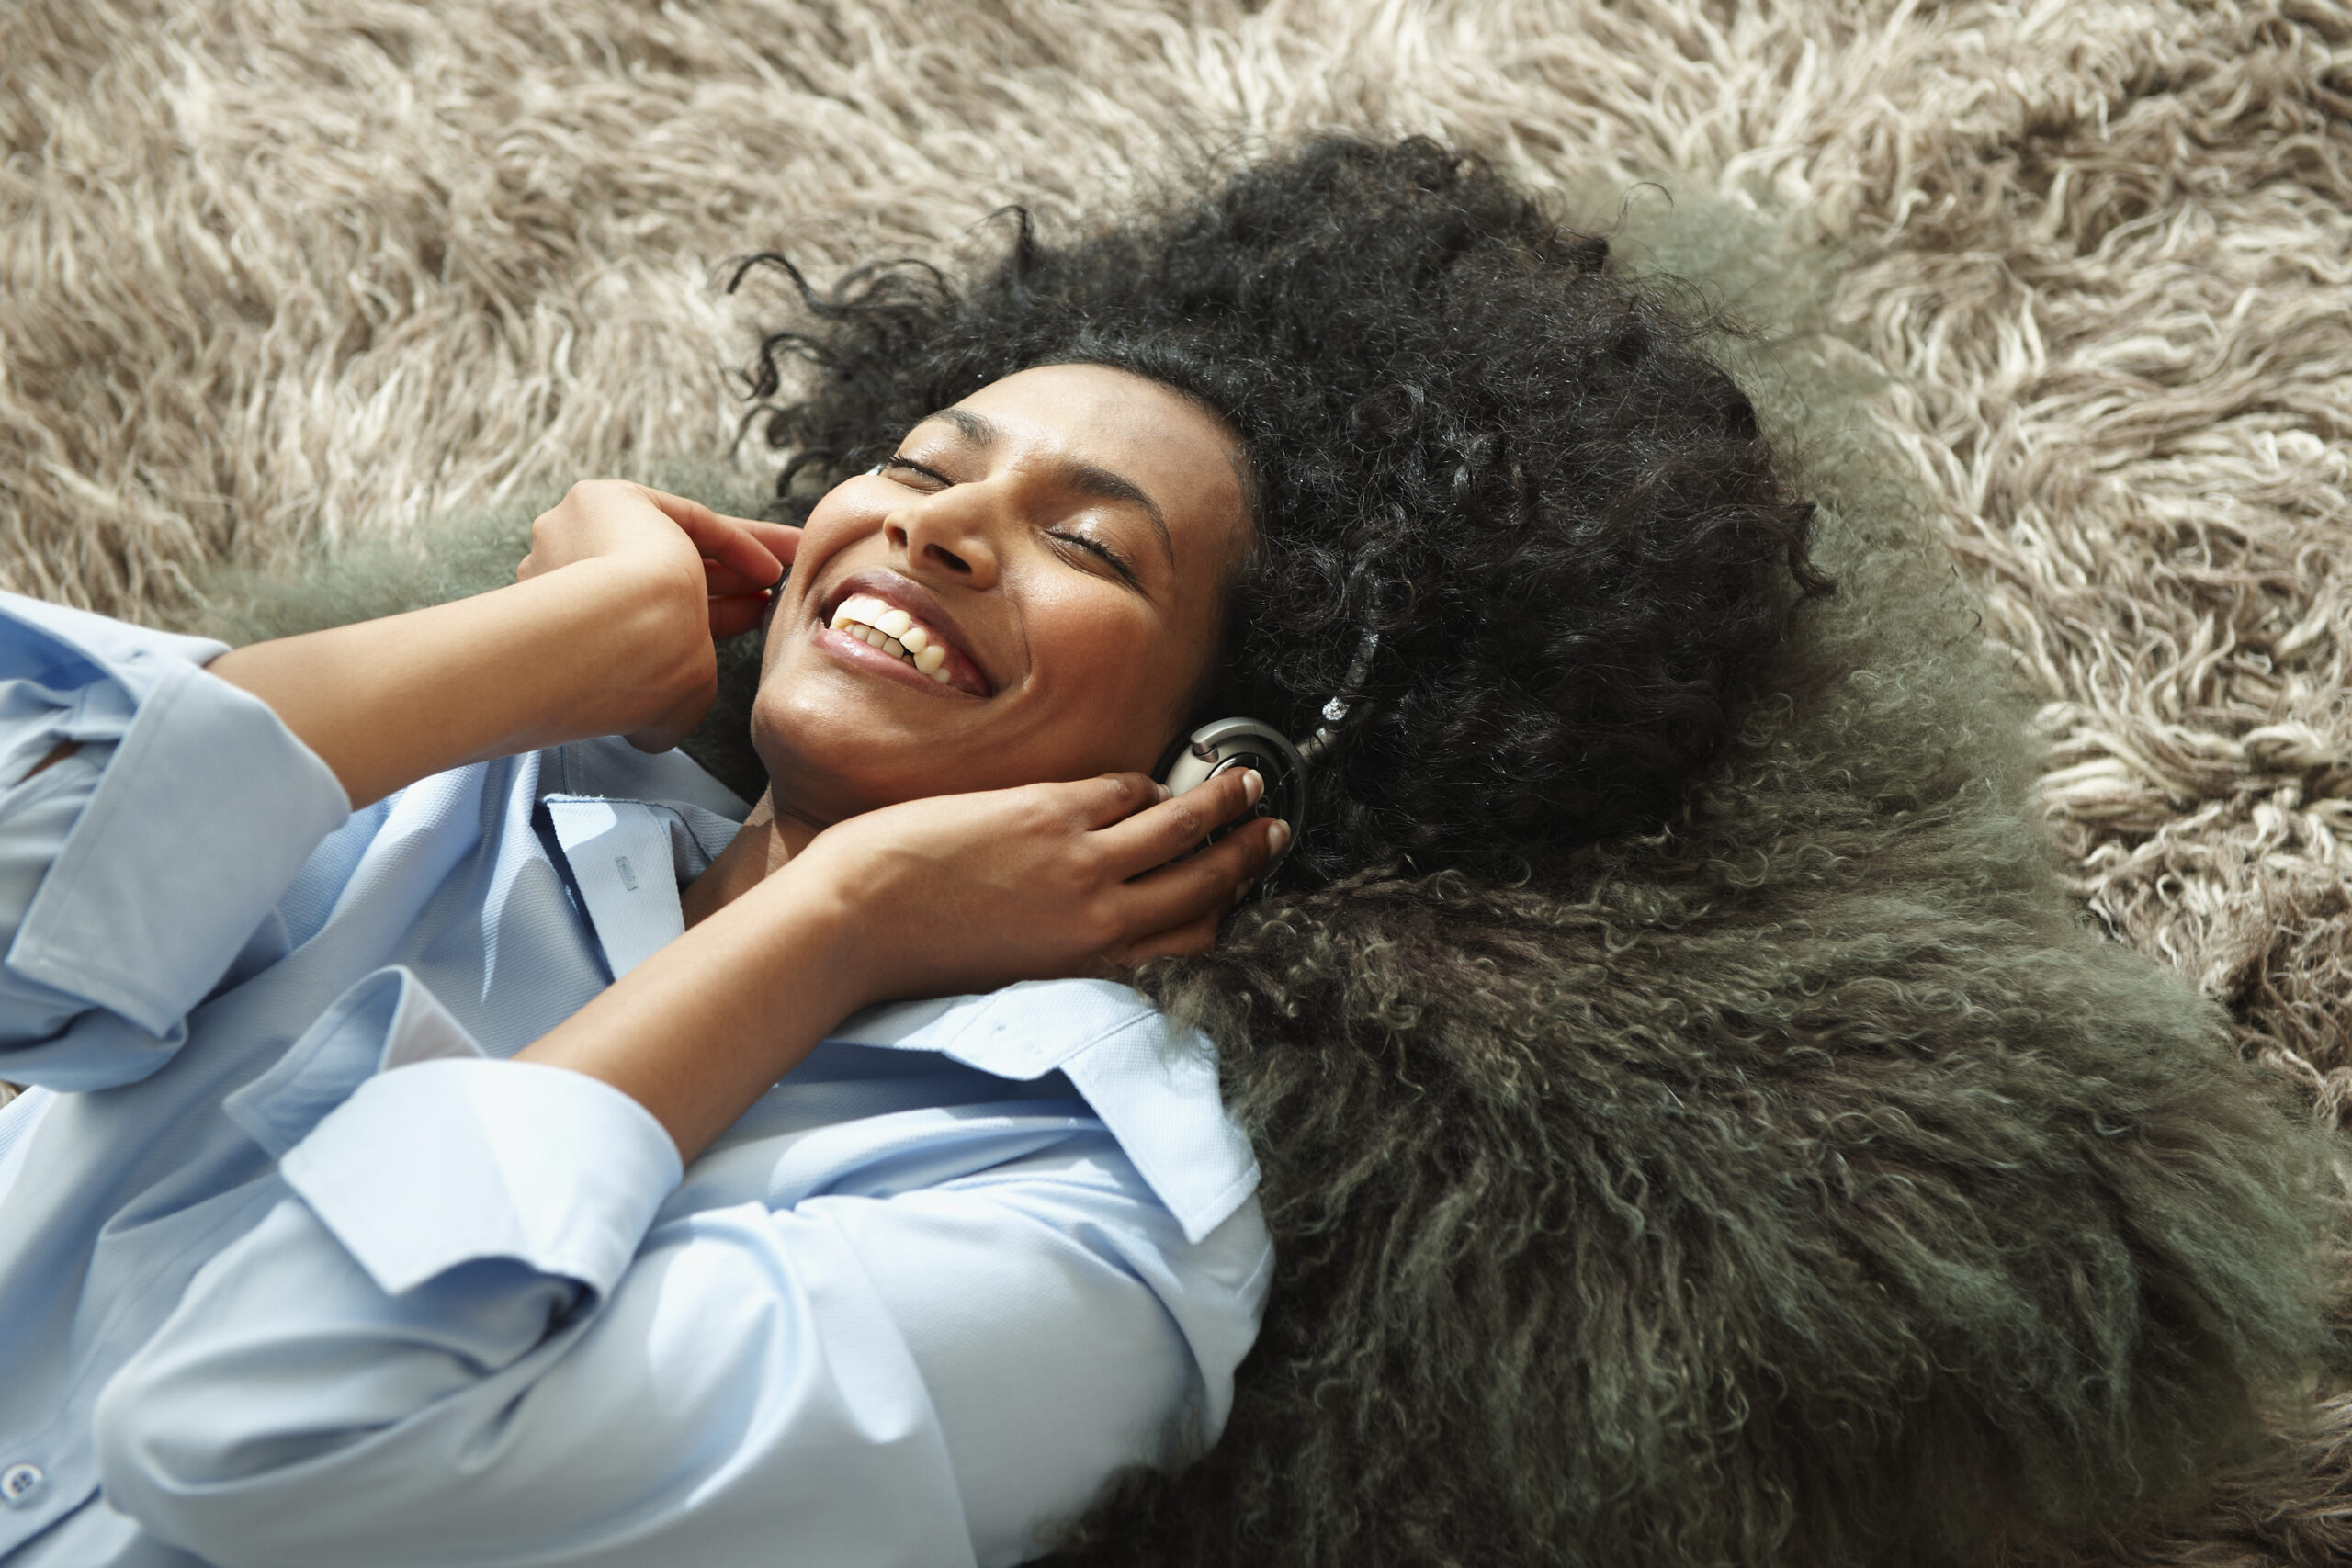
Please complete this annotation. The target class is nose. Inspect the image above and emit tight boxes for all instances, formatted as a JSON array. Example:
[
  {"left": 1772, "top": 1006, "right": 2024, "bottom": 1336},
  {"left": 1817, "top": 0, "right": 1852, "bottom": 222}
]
[{"left": 885, "top": 484, "right": 1002, "bottom": 587}]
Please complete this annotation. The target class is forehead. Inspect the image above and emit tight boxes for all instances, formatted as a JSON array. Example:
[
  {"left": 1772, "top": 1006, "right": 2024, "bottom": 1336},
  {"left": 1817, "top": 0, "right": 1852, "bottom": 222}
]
[
  {"left": 954, "top": 361, "right": 1227, "bottom": 453},
  {"left": 944, "top": 363, "right": 1250, "bottom": 553}
]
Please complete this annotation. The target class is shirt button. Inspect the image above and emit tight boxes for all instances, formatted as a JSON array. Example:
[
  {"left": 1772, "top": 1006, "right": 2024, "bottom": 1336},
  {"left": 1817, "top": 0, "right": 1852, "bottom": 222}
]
[{"left": 0, "top": 1463, "right": 44, "bottom": 1508}]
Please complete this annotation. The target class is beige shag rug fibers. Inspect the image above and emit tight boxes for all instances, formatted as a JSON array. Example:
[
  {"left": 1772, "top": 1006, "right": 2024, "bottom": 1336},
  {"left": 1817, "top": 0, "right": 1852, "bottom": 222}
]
[{"left": 6, "top": 0, "right": 2351, "bottom": 1562}]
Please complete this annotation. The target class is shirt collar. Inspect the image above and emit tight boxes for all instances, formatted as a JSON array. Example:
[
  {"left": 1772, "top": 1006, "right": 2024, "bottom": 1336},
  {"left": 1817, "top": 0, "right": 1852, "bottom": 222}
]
[
  {"left": 830, "top": 983, "right": 1261, "bottom": 1244},
  {"left": 540, "top": 795, "right": 734, "bottom": 978}
]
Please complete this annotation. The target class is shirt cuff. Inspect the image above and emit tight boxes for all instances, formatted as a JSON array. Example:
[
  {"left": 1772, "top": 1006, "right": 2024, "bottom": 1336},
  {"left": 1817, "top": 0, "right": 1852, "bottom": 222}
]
[
  {"left": 3, "top": 654, "right": 350, "bottom": 1037},
  {"left": 281, "top": 1043, "right": 684, "bottom": 1301}
]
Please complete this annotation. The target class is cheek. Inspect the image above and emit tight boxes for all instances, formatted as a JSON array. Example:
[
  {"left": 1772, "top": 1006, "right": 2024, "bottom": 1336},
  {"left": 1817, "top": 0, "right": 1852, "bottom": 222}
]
[
  {"left": 759, "top": 491, "right": 874, "bottom": 677},
  {"left": 1020, "top": 599, "right": 1210, "bottom": 775},
  {"left": 1025, "top": 587, "right": 1172, "bottom": 705}
]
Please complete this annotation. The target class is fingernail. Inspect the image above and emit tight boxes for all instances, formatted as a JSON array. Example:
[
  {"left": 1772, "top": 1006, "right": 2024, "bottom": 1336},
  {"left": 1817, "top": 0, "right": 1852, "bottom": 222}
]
[
  {"left": 1157, "top": 782, "right": 1173, "bottom": 802},
  {"left": 1266, "top": 819, "right": 1291, "bottom": 854},
  {"left": 1242, "top": 769, "right": 1264, "bottom": 806}
]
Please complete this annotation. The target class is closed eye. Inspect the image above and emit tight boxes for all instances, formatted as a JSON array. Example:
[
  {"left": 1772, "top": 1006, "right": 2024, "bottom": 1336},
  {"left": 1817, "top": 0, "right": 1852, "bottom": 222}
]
[
  {"left": 881, "top": 456, "right": 951, "bottom": 487},
  {"left": 886, "top": 453, "right": 1145, "bottom": 592},
  {"left": 1049, "top": 529, "right": 1141, "bottom": 590}
]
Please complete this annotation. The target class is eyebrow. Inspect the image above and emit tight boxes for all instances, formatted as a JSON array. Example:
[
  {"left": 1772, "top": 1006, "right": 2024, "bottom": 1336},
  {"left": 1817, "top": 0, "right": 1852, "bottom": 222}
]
[{"left": 920, "top": 407, "right": 1175, "bottom": 567}]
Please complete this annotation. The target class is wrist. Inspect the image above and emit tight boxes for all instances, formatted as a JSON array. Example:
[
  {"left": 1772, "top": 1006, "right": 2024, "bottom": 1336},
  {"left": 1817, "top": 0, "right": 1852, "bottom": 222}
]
[
  {"left": 512, "top": 557, "right": 711, "bottom": 746},
  {"left": 741, "top": 851, "right": 878, "bottom": 1016},
  {"left": 517, "top": 852, "right": 876, "bottom": 1164}
]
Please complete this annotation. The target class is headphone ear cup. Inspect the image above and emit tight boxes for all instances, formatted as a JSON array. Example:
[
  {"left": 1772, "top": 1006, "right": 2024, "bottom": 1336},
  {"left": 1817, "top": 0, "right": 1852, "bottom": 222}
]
[{"left": 1153, "top": 717, "right": 1308, "bottom": 877}]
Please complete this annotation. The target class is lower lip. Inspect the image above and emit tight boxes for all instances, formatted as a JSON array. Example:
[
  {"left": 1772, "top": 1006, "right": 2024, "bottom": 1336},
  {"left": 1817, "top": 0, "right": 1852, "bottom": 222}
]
[{"left": 812, "top": 625, "right": 975, "bottom": 697}]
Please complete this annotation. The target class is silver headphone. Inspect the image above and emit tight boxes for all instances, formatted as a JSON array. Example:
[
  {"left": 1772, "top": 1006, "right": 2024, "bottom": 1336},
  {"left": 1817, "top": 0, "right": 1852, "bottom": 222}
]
[{"left": 1152, "top": 631, "right": 1378, "bottom": 878}]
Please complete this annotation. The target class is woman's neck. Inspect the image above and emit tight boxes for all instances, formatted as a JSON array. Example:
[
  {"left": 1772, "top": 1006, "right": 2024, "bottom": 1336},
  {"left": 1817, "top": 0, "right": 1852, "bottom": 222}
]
[{"left": 680, "top": 790, "right": 825, "bottom": 928}]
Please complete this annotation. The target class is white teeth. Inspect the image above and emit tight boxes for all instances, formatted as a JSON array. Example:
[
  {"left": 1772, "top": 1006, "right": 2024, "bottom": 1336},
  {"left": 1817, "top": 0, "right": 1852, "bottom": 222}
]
[{"left": 830, "top": 594, "right": 962, "bottom": 686}]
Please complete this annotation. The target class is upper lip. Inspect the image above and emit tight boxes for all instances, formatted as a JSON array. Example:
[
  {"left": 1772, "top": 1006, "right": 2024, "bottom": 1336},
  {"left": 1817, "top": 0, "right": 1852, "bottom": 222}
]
[{"left": 818, "top": 569, "right": 996, "bottom": 694}]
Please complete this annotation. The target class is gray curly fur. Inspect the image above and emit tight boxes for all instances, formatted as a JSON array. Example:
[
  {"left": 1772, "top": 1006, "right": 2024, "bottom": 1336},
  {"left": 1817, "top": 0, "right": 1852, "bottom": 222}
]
[
  {"left": 190, "top": 198, "right": 2341, "bottom": 1568},
  {"left": 1023, "top": 243, "right": 2340, "bottom": 1562},
  {"left": 1051, "top": 550, "right": 2337, "bottom": 1567}
]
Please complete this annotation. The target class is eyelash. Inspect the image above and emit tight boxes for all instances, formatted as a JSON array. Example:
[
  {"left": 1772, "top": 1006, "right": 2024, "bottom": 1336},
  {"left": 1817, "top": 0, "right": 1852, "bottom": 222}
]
[
  {"left": 881, "top": 456, "right": 950, "bottom": 486},
  {"left": 879, "top": 457, "right": 1138, "bottom": 584},
  {"left": 1049, "top": 530, "right": 1133, "bottom": 576}
]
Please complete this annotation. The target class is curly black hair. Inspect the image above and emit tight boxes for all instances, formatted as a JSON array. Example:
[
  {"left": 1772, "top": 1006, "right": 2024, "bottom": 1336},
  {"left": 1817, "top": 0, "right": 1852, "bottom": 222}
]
[{"left": 736, "top": 135, "right": 1828, "bottom": 886}]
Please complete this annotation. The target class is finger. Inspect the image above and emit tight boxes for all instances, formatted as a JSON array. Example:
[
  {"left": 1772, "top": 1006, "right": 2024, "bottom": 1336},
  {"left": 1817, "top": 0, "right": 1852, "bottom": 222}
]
[
  {"left": 1056, "top": 772, "right": 1172, "bottom": 831},
  {"left": 708, "top": 592, "right": 773, "bottom": 643},
  {"left": 1107, "top": 904, "right": 1227, "bottom": 967},
  {"left": 704, "top": 519, "right": 804, "bottom": 588},
  {"left": 1107, "top": 814, "right": 1279, "bottom": 936},
  {"left": 703, "top": 558, "right": 777, "bottom": 597},
  {"left": 1094, "top": 765, "right": 1264, "bottom": 875},
  {"left": 737, "top": 519, "right": 804, "bottom": 575},
  {"left": 636, "top": 488, "right": 787, "bottom": 591}
]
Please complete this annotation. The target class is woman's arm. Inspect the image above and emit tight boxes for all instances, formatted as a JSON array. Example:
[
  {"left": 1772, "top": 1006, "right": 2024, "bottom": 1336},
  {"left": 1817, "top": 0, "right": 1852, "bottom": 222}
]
[
  {"left": 208, "top": 481, "right": 796, "bottom": 809},
  {"left": 0, "top": 482, "right": 785, "bottom": 1090},
  {"left": 520, "top": 764, "right": 1278, "bottom": 1163}
]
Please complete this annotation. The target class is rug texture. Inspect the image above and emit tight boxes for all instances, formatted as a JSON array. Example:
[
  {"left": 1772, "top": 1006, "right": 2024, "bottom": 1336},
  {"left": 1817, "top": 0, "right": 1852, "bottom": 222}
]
[{"left": 6, "top": 1, "right": 2351, "bottom": 1564}]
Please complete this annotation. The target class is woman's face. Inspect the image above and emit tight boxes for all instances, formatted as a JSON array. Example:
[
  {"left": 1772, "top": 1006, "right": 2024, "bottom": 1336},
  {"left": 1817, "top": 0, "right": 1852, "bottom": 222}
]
[{"left": 753, "top": 362, "right": 1252, "bottom": 825}]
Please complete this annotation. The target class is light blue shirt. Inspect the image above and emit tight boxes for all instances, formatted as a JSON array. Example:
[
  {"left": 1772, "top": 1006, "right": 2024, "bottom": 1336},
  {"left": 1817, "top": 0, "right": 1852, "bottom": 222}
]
[{"left": 0, "top": 593, "right": 1271, "bottom": 1568}]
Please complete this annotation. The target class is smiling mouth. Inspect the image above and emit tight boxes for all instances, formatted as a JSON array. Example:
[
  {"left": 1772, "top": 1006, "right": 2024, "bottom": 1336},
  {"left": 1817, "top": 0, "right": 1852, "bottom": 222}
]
[
  {"left": 823, "top": 592, "right": 992, "bottom": 696},
  {"left": 831, "top": 594, "right": 953, "bottom": 681}
]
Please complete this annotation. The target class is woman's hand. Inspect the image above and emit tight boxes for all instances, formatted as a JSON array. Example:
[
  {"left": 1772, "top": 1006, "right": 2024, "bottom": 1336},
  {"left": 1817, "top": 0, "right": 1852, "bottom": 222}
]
[
  {"left": 515, "top": 480, "right": 799, "bottom": 640},
  {"left": 786, "top": 766, "right": 1284, "bottom": 1002},
  {"left": 209, "top": 481, "right": 800, "bottom": 808},
  {"left": 514, "top": 481, "right": 802, "bottom": 751}
]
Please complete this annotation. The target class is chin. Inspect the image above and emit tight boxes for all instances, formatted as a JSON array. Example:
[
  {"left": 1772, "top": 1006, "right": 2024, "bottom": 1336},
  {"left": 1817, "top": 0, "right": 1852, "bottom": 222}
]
[
  {"left": 751, "top": 677, "right": 1170, "bottom": 818},
  {"left": 749, "top": 703, "right": 974, "bottom": 822}
]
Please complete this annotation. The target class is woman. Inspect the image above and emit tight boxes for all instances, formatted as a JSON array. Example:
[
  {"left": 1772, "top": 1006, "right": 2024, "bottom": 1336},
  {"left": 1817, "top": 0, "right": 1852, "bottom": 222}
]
[{"left": 0, "top": 138, "right": 1817, "bottom": 1566}]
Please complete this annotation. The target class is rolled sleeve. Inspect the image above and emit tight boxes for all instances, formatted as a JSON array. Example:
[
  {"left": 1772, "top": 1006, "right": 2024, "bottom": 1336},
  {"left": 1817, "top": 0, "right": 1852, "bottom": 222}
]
[
  {"left": 218, "top": 964, "right": 685, "bottom": 1299},
  {"left": 7, "top": 656, "right": 350, "bottom": 1036},
  {"left": 283, "top": 1055, "right": 684, "bottom": 1299},
  {"left": 0, "top": 594, "right": 349, "bottom": 1084}
]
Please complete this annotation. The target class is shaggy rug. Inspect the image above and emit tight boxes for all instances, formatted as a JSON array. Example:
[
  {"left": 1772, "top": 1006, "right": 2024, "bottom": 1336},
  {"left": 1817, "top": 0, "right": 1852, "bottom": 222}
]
[{"left": 6, "top": 0, "right": 2350, "bottom": 1562}]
